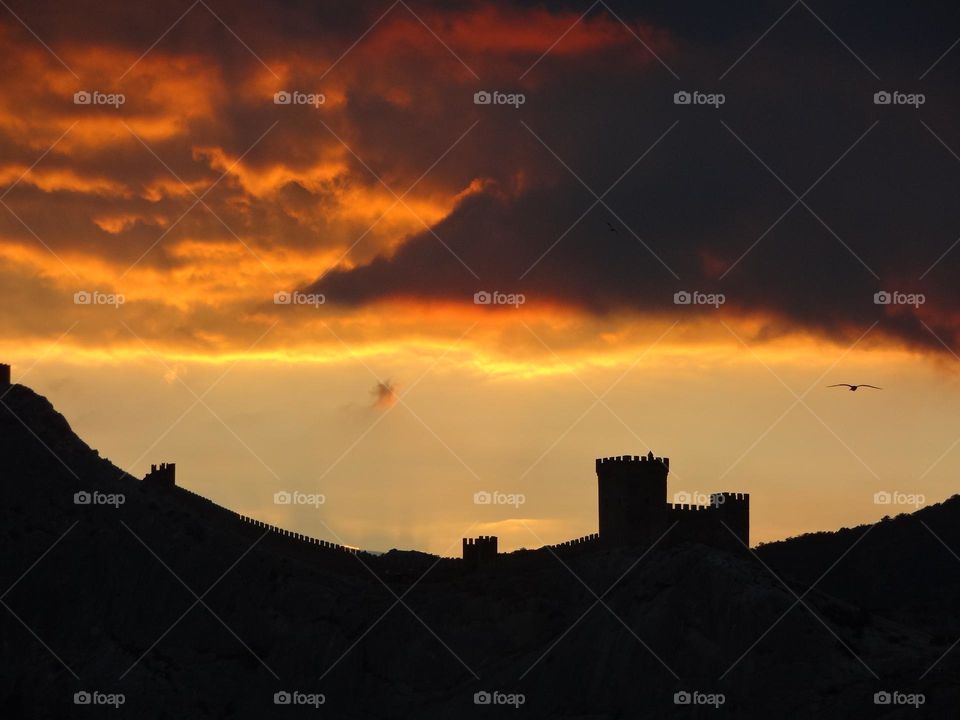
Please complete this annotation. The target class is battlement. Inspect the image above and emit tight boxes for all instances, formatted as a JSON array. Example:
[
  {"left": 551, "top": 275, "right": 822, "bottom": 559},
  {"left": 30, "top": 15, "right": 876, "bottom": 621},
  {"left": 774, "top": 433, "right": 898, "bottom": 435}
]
[
  {"left": 711, "top": 492, "right": 749, "bottom": 503},
  {"left": 596, "top": 451, "right": 670, "bottom": 471},
  {"left": 236, "top": 514, "right": 361, "bottom": 555},
  {"left": 667, "top": 502, "right": 712, "bottom": 512},
  {"left": 463, "top": 535, "right": 498, "bottom": 550},
  {"left": 547, "top": 533, "right": 600, "bottom": 553},
  {"left": 143, "top": 462, "right": 176, "bottom": 488},
  {"left": 0, "top": 363, "right": 10, "bottom": 386}
]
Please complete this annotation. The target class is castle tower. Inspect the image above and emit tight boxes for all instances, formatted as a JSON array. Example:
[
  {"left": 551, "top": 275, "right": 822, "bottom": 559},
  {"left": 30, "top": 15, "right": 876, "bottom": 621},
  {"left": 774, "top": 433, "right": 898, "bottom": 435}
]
[
  {"left": 462, "top": 535, "right": 498, "bottom": 571},
  {"left": 143, "top": 462, "right": 176, "bottom": 489},
  {"left": 0, "top": 364, "right": 10, "bottom": 387},
  {"left": 597, "top": 452, "right": 669, "bottom": 545},
  {"left": 710, "top": 492, "right": 750, "bottom": 550}
]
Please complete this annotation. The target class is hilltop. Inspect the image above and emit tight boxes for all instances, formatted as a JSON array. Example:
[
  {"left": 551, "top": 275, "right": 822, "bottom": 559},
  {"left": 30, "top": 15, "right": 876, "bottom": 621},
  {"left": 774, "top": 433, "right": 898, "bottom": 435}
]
[
  {"left": 0, "top": 383, "right": 956, "bottom": 718},
  {"left": 757, "top": 497, "right": 960, "bottom": 641}
]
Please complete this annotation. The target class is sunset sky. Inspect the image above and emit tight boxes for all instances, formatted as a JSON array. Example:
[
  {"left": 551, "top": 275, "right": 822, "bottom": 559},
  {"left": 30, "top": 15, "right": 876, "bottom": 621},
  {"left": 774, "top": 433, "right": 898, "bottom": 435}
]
[{"left": 3, "top": 0, "right": 960, "bottom": 553}]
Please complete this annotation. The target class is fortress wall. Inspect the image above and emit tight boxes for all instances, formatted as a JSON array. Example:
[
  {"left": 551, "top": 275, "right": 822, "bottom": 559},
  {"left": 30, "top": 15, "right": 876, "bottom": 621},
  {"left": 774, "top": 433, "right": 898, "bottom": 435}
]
[
  {"left": 136, "top": 449, "right": 749, "bottom": 574},
  {"left": 235, "top": 514, "right": 360, "bottom": 556},
  {"left": 546, "top": 532, "right": 601, "bottom": 554},
  {"left": 666, "top": 503, "right": 724, "bottom": 546},
  {"left": 665, "top": 494, "right": 750, "bottom": 550}
]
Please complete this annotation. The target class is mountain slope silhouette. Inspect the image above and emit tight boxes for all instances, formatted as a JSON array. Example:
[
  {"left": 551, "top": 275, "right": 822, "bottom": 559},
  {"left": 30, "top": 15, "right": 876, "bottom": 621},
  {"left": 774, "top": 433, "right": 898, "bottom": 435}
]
[{"left": 0, "top": 384, "right": 955, "bottom": 718}]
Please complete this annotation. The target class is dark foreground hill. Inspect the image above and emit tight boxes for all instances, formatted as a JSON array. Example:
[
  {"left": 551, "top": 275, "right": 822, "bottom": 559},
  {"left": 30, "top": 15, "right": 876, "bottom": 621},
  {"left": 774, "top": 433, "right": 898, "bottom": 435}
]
[{"left": 0, "top": 384, "right": 956, "bottom": 718}]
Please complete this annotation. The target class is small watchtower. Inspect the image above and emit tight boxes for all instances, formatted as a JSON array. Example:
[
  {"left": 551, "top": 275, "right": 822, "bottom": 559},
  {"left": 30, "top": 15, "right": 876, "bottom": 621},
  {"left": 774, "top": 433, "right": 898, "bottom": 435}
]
[
  {"left": 462, "top": 535, "right": 498, "bottom": 571},
  {"left": 143, "top": 463, "right": 176, "bottom": 489},
  {"left": 711, "top": 492, "right": 750, "bottom": 550},
  {"left": 0, "top": 364, "right": 10, "bottom": 387},
  {"left": 596, "top": 451, "right": 669, "bottom": 545}
]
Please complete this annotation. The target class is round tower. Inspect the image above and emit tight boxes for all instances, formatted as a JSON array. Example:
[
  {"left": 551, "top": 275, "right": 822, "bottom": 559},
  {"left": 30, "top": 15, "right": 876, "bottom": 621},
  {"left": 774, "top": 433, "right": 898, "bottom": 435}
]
[{"left": 596, "top": 451, "right": 669, "bottom": 545}]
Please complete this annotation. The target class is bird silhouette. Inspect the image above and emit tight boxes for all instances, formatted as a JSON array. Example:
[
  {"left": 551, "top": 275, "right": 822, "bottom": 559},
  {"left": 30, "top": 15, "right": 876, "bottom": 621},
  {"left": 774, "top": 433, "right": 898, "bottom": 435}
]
[
  {"left": 606, "top": 221, "right": 617, "bottom": 233},
  {"left": 828, "top": 384, "right": 882, "bottom": 392}
]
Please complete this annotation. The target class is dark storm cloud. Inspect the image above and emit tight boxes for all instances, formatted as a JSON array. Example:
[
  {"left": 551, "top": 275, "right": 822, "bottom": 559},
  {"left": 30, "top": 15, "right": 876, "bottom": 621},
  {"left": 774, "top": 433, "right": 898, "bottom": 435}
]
[
  {"left": 305, "top": 1, "right": 960, "bottom": 353},
  {"left": 1, "top": 0, "right": 959, "bottom": 353},
  {"left": 0, "top": 0, "right": 666, "bottom": 271}
]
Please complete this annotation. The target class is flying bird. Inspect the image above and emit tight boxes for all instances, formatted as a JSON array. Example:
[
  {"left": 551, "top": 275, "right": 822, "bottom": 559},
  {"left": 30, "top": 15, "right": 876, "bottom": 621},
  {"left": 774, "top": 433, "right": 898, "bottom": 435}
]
[
  {"left": 606, "top": 221, "right": 617, "bottom": 233},
  {"left": 827, "top": 384, "right": 882, "bottom": 392}
]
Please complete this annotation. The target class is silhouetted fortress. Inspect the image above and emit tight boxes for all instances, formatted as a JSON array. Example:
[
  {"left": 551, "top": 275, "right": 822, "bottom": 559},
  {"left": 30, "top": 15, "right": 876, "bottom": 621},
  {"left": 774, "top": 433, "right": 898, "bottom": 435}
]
[
  {"left": 143, "top": 462, "right": 176, "bottom": 488},
  {"left": 136, "top": 448, "right": 747, "bottom": 571},
  {"left": 598, "top": 452, "right": 749, "bottom": 551},
  {"left": 462, "top": 451, "right": 749, "bottom": 567},
  {"left": 8, "top": 368, "right": 748, "bottom": 576}
]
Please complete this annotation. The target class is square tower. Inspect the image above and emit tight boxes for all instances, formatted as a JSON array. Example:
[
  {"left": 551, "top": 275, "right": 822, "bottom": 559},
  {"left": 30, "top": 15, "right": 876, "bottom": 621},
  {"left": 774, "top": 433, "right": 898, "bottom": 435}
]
[
  {"left": 143, "top": 463, "right": 176, "bottom": 488},
  {"left": 462, "top": 535, "right": 498, "bottom": 571}
]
